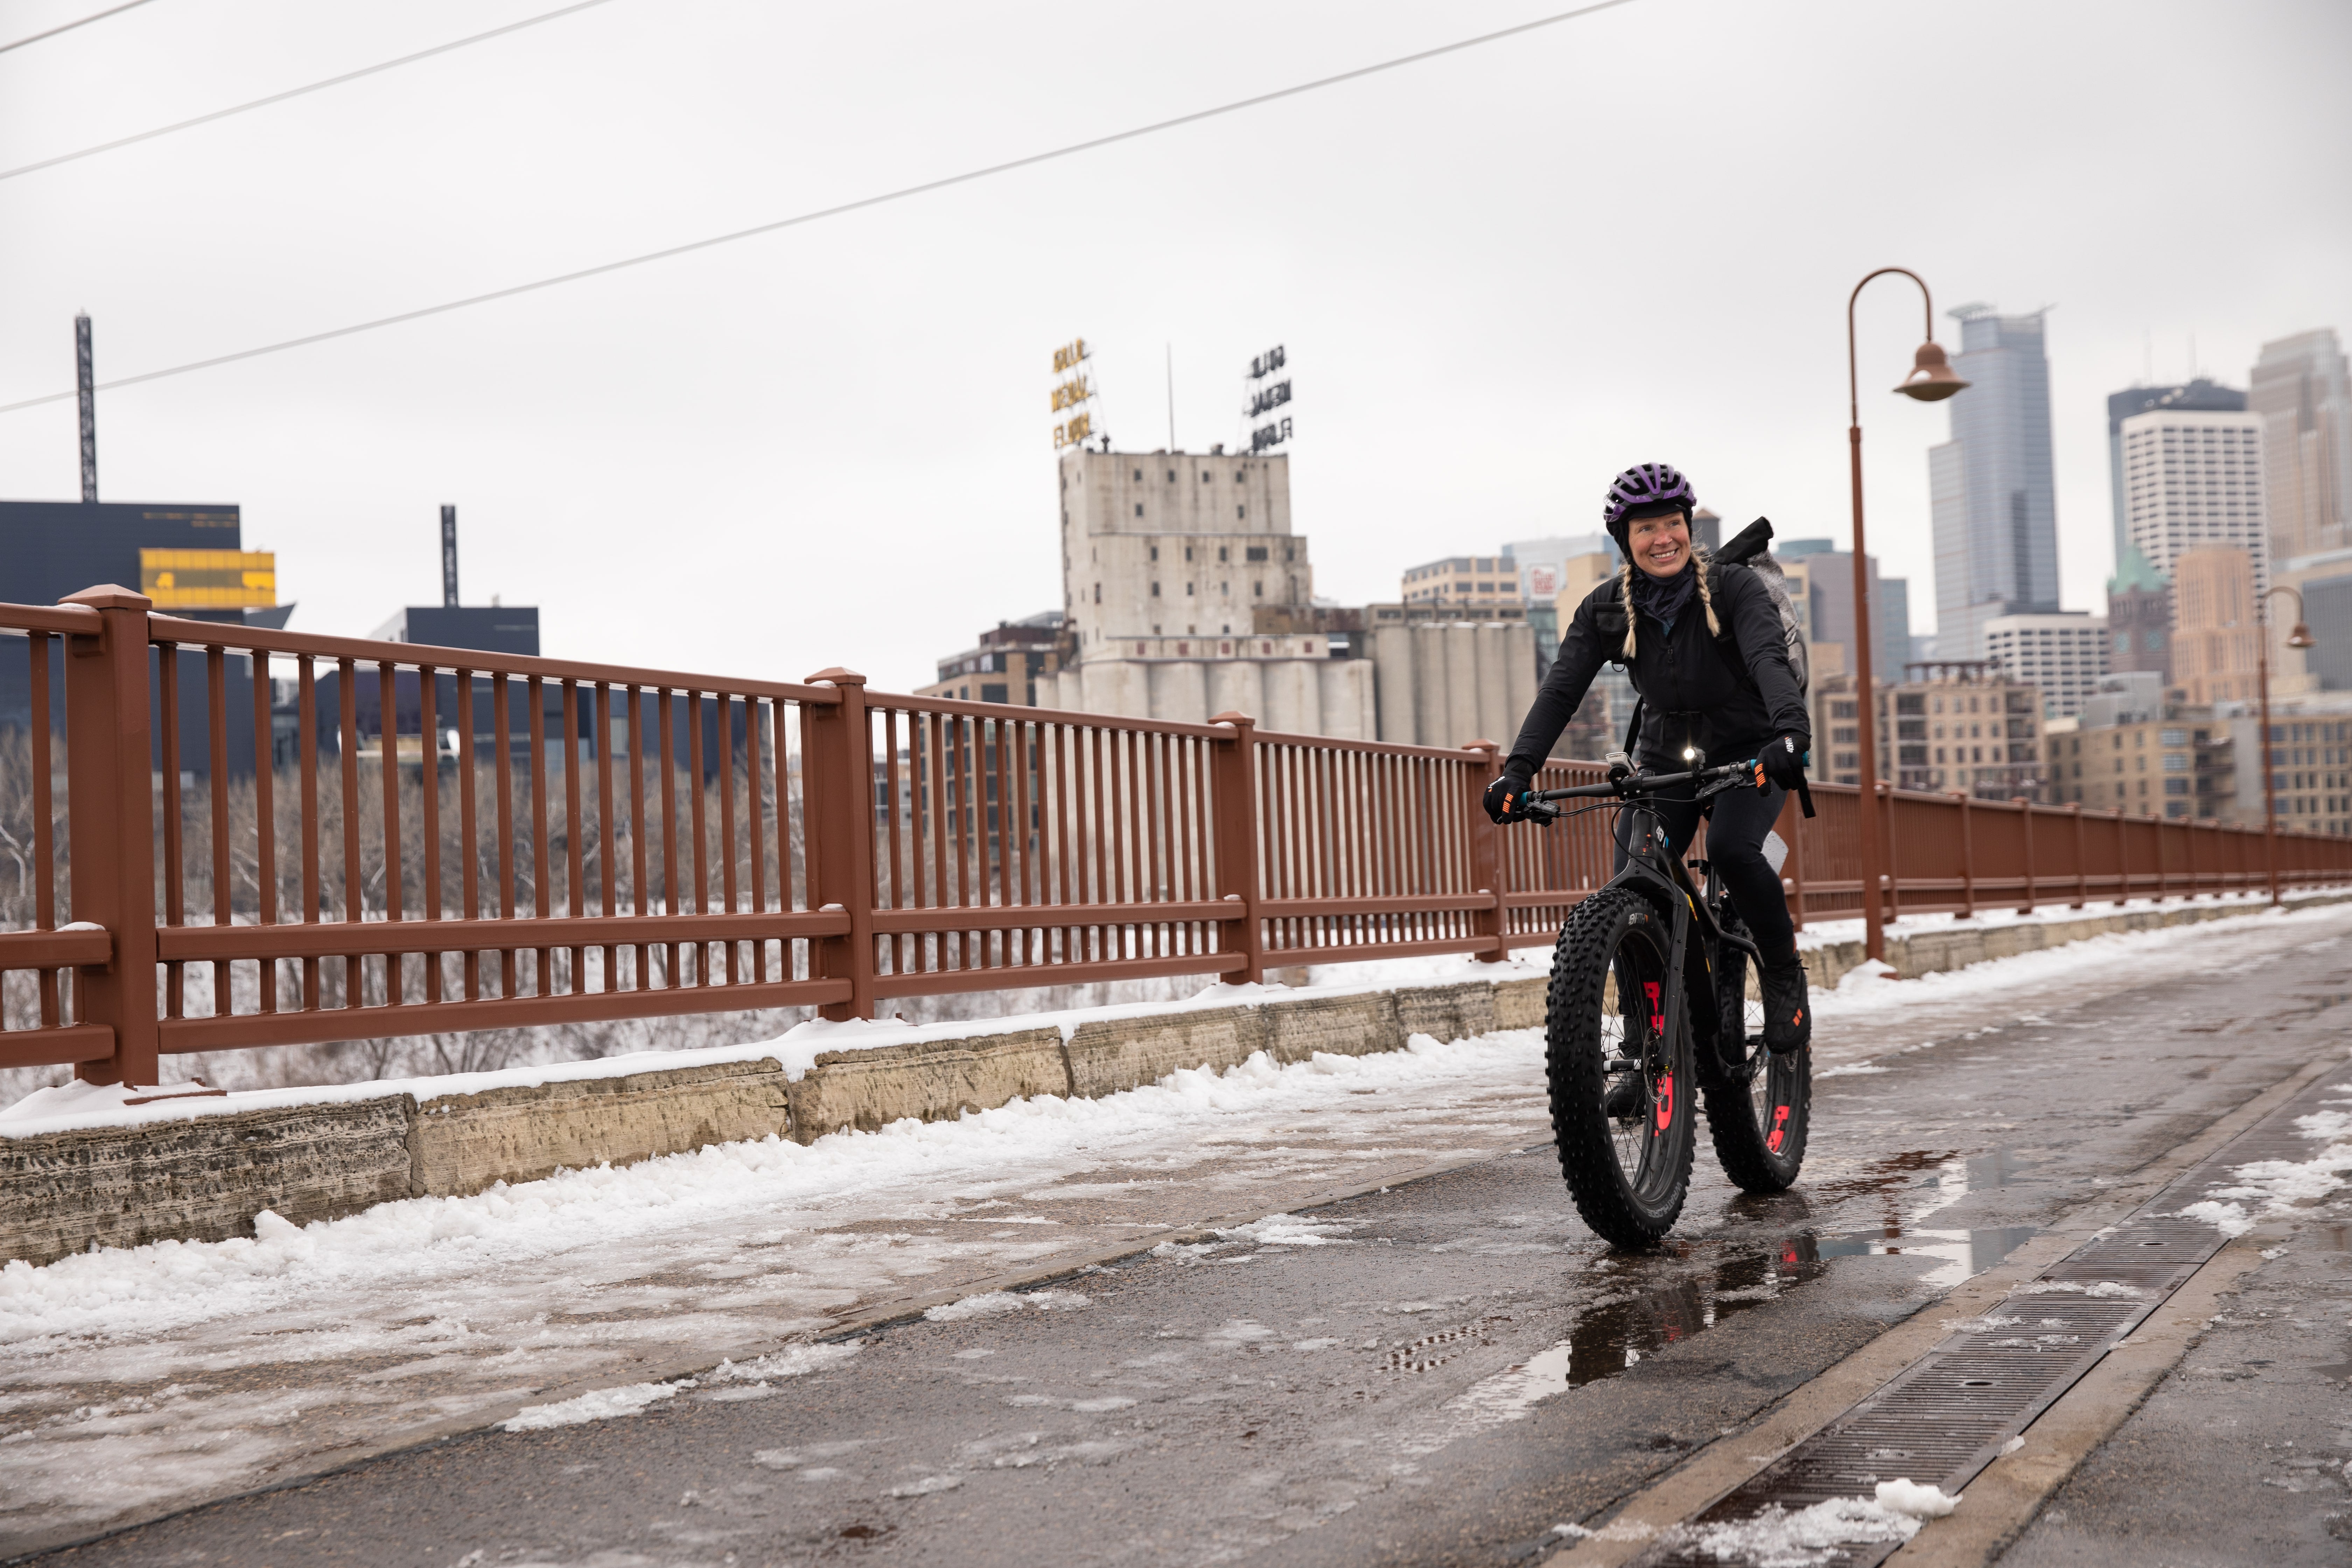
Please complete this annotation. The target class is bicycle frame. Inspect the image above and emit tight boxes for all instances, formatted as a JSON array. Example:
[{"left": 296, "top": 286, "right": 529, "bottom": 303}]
[{"left": 1527, "top": 763, "right": 1760, "bottom": 1077}]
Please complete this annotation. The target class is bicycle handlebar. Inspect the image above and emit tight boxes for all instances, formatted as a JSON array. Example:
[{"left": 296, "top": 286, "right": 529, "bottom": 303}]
[{"left": 1527, "top": 758, "right": 1754, "bottom": 804}]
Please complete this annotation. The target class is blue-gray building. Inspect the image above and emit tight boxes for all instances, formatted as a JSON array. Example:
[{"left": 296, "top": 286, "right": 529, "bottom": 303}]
[{"left": 1930, "top": 307, "right": 2061, "bottom": 660}]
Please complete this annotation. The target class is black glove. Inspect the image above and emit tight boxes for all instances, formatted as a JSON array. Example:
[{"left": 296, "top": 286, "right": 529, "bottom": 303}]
[
  {"left": 1758, "top": 734, "right": 1807, "bottom": 792},
  {"left": 1483, "top": 771, "right": 1533, "bottom": 825}
]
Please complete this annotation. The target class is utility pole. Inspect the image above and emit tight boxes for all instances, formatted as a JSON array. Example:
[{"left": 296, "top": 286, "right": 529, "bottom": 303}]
[
  {"left": 75, "top": 314, "right": 97, "bottom": 502},
  {"left": 441, "top": 505, "right": 460, "bottom": 607}
]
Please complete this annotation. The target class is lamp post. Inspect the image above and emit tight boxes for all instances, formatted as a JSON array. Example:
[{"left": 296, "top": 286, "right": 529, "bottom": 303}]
[
  {"left": 2255, "top": 583, "right": 2319, "bottom": 907},
  {"left": 1845, "top": 269, "right": 1968, "bottom": 962}
]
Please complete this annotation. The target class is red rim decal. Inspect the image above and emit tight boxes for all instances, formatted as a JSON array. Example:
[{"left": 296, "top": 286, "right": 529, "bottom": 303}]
[
  {"left": 1643, "top": 980, "right": 1663, "bottom": 1036},
  {"left": 1766, "top": 1103, "right": 1789, "bottom": 1153},
  {"left": 1654, "top": 1073, "right": 1674, "bottom": 1132}
]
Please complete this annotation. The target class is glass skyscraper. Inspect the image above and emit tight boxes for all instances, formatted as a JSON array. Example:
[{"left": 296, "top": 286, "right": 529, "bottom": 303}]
[{"left": 1930, "top": 308, "right": 2060, "bottom": 659}]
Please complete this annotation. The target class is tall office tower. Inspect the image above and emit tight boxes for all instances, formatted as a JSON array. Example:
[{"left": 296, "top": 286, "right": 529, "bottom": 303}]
[
  {"left": 2119, "top": 408, "right": 2268, "bottom": 593},
  {"left": 2106, "top": 380, "right": 2246, "bottom": 568},
  {"left": 1929, "top": 307, "right": 2061, "bottom": 660},
  {"left": 2250, "top": 329, "right": 2352, "bottom": 562}
]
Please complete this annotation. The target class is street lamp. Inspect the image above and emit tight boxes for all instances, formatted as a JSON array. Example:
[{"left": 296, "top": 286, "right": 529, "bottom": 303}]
[
  {"left": 1846, "top": 268, "right": 1968, "bottom": 962},
  {"left": 2255, "top": 583, "right": 2319, "bottom": 907}
]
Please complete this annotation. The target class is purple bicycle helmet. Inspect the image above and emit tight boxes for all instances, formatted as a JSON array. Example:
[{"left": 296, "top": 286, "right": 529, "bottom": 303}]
[{"left": 1602, "top": 462, "right": 1698, "bottom": 544}]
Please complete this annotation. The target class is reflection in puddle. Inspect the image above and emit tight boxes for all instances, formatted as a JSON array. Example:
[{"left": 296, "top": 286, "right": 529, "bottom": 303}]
[
  {"left": 1462, "top": 1220, "right": 2042, "bottom": 1412},
  {"left": 1813, "top": 1223, "right": 2039, "bottom": 1289}
]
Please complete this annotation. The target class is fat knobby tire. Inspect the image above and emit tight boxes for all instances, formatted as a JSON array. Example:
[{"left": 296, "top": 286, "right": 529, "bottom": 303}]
[{"left": 1545, "top": 886, "right": 1695, "bottom": 1247}]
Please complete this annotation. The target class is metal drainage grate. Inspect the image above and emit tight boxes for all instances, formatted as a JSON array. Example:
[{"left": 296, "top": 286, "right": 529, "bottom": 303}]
[{"left": 1614, "top": 1057, "right": 2352, "bottom": 1568}]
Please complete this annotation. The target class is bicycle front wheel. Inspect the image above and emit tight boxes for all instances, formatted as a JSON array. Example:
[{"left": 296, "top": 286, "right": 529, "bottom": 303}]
[{"left": 1545, "top": 886, "right": 1697, "bottom": 1247}]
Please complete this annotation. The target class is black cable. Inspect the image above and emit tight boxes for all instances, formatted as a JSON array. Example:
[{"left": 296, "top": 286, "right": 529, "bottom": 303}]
[
  {"left": 0, "top": 0, "right": 620, "bottom": 183},
  {"left": 0, "top": 0, "right": 160, "bottom": 57},
  {"left": 0, "top": 0, "right": 1641, "bottom": 417}
]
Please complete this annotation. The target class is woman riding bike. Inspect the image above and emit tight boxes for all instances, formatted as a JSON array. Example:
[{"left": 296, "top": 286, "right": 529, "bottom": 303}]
[{"left": 1483, "top": 462, "right": 1814, "bottom": 1051}]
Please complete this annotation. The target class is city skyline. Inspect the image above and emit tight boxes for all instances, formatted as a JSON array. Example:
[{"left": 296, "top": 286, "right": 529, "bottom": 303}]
[{"left": 0, "top": 0, "right": 2345, "bottom": 695}]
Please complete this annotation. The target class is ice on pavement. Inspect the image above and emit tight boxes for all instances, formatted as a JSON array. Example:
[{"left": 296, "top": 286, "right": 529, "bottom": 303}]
[
  {"left": 502, "top": 1378, "right": 686, "bottom": 1432},
  {"left": 923, "top": 1288, "right": 1091, "bottom": 1321},
  {"left": 1216, "top": 1212, "right": 1364, "bottom": 1247}
]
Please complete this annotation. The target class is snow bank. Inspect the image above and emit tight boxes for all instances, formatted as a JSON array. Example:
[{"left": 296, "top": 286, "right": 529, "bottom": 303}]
[
  {"left": 0, "top": 1034, "right": 1541, "bottom": 1348},
  {"left": 0, "top": 960, "right": 1551, "bottom": 1139}
]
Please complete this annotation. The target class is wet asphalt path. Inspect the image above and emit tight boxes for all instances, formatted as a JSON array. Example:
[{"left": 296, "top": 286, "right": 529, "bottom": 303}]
[{"left": 32, "top": 909, "right": 2352, "bottom": 1568}]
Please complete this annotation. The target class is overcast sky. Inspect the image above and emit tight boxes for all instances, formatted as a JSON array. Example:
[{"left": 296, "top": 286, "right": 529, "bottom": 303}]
[{"left": 1, "top": 0, "right": 2346, "bottom": 690}]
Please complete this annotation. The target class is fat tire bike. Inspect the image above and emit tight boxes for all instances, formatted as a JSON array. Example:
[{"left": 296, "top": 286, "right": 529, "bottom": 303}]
[{"left": 1522, "top": 761, "right": 1812, "bottom": 1247}]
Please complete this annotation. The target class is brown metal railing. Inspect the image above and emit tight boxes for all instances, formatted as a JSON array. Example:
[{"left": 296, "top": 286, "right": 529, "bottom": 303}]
[{"left": 3, "top": 585, "right": 2347, "bottom": 1086}]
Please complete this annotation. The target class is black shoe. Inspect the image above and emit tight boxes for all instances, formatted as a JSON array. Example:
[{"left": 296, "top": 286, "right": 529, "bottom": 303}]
[
  {"left": 1761, "top": 958, "right": 1811, "bottom": 1054},
  {"left": 1603, "top": 1062, "right": 1644, "bottom": 1119}
]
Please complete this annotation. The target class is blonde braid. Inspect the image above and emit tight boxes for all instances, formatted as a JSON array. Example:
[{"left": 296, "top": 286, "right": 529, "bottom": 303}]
[
  {"left": 1617, "top": 559, "right": 1639, "bottom": 660},
  {"left": 1691, "top": 543, "right": 1721, "bottom": 637}
]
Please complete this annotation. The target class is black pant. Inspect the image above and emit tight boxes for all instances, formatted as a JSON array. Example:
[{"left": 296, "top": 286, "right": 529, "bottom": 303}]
[{"left": 1611, "top": 776, "right": 1798, "bottom": 967}]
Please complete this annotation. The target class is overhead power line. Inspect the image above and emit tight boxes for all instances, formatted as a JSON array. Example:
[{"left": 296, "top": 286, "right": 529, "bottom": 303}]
[
  {"left": 0, "top": 0, "right": 620, "bottom": 183},
  {"left": 0, "top": 0, "right": 1640, "bottom": 417},
  {"left": 0, "top": 0, "right": 161, "bottom": 57}
]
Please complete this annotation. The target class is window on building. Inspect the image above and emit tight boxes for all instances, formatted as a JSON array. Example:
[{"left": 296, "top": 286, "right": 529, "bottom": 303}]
[
  {"left": 1246, "top": 546, "right": 1269, "bottom": 562},
  {"left": 980, "top": 683, "right": 1008, "bottom": 704},
  {"left": 1151, "top": 582, "right": 1161, "bottom": 597},
  {"left": 1219, "top": 546, "right": 1229, "bottom": 562},
  {"left": 1132, "top": 469, "right": 1141, "bottom": 481},
  {"left": 1134, "top": 504, "right": 1143, "bottom": 517},
  {"left": 1237, "top": 505, "right": 1247, "bottom": 520},
  {"left": 1149, "top": 546, "right": 1158, "bottom": 561}
]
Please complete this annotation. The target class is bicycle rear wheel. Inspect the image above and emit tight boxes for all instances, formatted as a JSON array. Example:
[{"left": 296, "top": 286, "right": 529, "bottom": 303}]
[
  {"left": 1700, "top": 932, "right": 1811, "bottom": 1192},
  {"left": 1545, "top": 886, "right": 1697, "bottom": 1247}
]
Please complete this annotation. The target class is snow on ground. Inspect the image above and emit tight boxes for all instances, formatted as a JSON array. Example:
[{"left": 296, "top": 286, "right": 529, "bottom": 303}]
[
  {"left": 2180, "top": 1096, "right": 2352, "bottom": 1238},
  {"left": 1, "top": 898, "right": 2346, "bottom": 1546}
]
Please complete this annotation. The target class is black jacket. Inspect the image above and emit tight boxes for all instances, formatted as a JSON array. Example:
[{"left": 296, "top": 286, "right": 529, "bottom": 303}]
[{"left": 1505, "top": 561, "right": 1810, "bottom": 776}]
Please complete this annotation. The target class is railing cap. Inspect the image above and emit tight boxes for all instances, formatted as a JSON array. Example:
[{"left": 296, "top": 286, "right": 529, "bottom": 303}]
[
  {"left": 804, "top": 666, "right": 867, "bottom": 687},
  {"left": 60, "top": 583, "right": 152, "bottom": 612}
]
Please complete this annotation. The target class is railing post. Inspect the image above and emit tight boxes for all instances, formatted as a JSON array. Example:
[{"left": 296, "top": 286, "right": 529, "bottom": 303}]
[
  {"left": 1468, "top": 740, "right": 1506, "bottom": 963},
  {"left": 803, "top": 668, "right": 876, "bottom": 1021},
  {"left": 2015, "top": 797, "right": 2035, "bottom": 914},
  {"left": 1877, "top": 780, "right": 1900, "bottom": 927},
  {"left": 1952, "top": 790, "right": 1975, "bottom": 919},
  {"left": 1209, "top": 710, "right": 1265, "bottom": 986},
  {"left": 2068, "top": 802, "right": 2086, "bottom": 909},
  {"left": 61, "top": 585, "right": 158, "bottom": 1086}
]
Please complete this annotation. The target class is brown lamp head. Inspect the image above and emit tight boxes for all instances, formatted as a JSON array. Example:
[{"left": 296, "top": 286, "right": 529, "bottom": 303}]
[
  {"left": 1895, "top": 341, "right": 1969, "bottom": 402},
  {"left": 2287, "top": 622, "right": 2317, "bottom": 650}
]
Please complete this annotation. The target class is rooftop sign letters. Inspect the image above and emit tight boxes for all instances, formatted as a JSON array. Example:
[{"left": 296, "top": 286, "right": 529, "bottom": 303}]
[
  {"left": 1241, "top": 343, "right": 1293, "bottom": 455},
  {"left": 1050, "top": 337, "right": 1095, "bottom": 450}
]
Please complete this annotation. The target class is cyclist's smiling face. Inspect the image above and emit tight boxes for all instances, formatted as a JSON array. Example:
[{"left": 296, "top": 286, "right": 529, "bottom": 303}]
[{"left": 1626, "top": 512, "right": 1692, "bottom": 579}]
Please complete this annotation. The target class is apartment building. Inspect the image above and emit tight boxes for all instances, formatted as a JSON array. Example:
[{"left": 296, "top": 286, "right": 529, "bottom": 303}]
[
  {"left": 1982, "top": 611, "right": 2109, "bottom": 717},
  {"left": 2046, "top": 710, "right": 2233, "bottom": 820},
  {"left": 1400, "top": 555, "right": 1525, "bottom": 610},
  {"left": 1812, "top": 663, "right": 2046, "bottom": 799}
]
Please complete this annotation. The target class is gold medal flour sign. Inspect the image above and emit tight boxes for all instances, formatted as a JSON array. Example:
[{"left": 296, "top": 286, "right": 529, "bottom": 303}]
[{"left": 1050, "top": 337, "right": 1095, "bottom": 450}]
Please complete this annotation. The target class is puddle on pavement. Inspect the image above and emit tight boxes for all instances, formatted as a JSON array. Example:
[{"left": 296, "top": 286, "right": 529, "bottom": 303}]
[
  {"left": 1478, "top": 1219, "right": 2043, "bottom": 1402},
  {"left": 1813, "top": 1223, "right": 2039, "bottom": 1285}
]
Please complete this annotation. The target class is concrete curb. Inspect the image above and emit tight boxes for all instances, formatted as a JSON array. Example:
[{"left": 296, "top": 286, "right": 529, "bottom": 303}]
[{"left": 4, "top": 892, "right": 2342, "bottom": 1270}]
